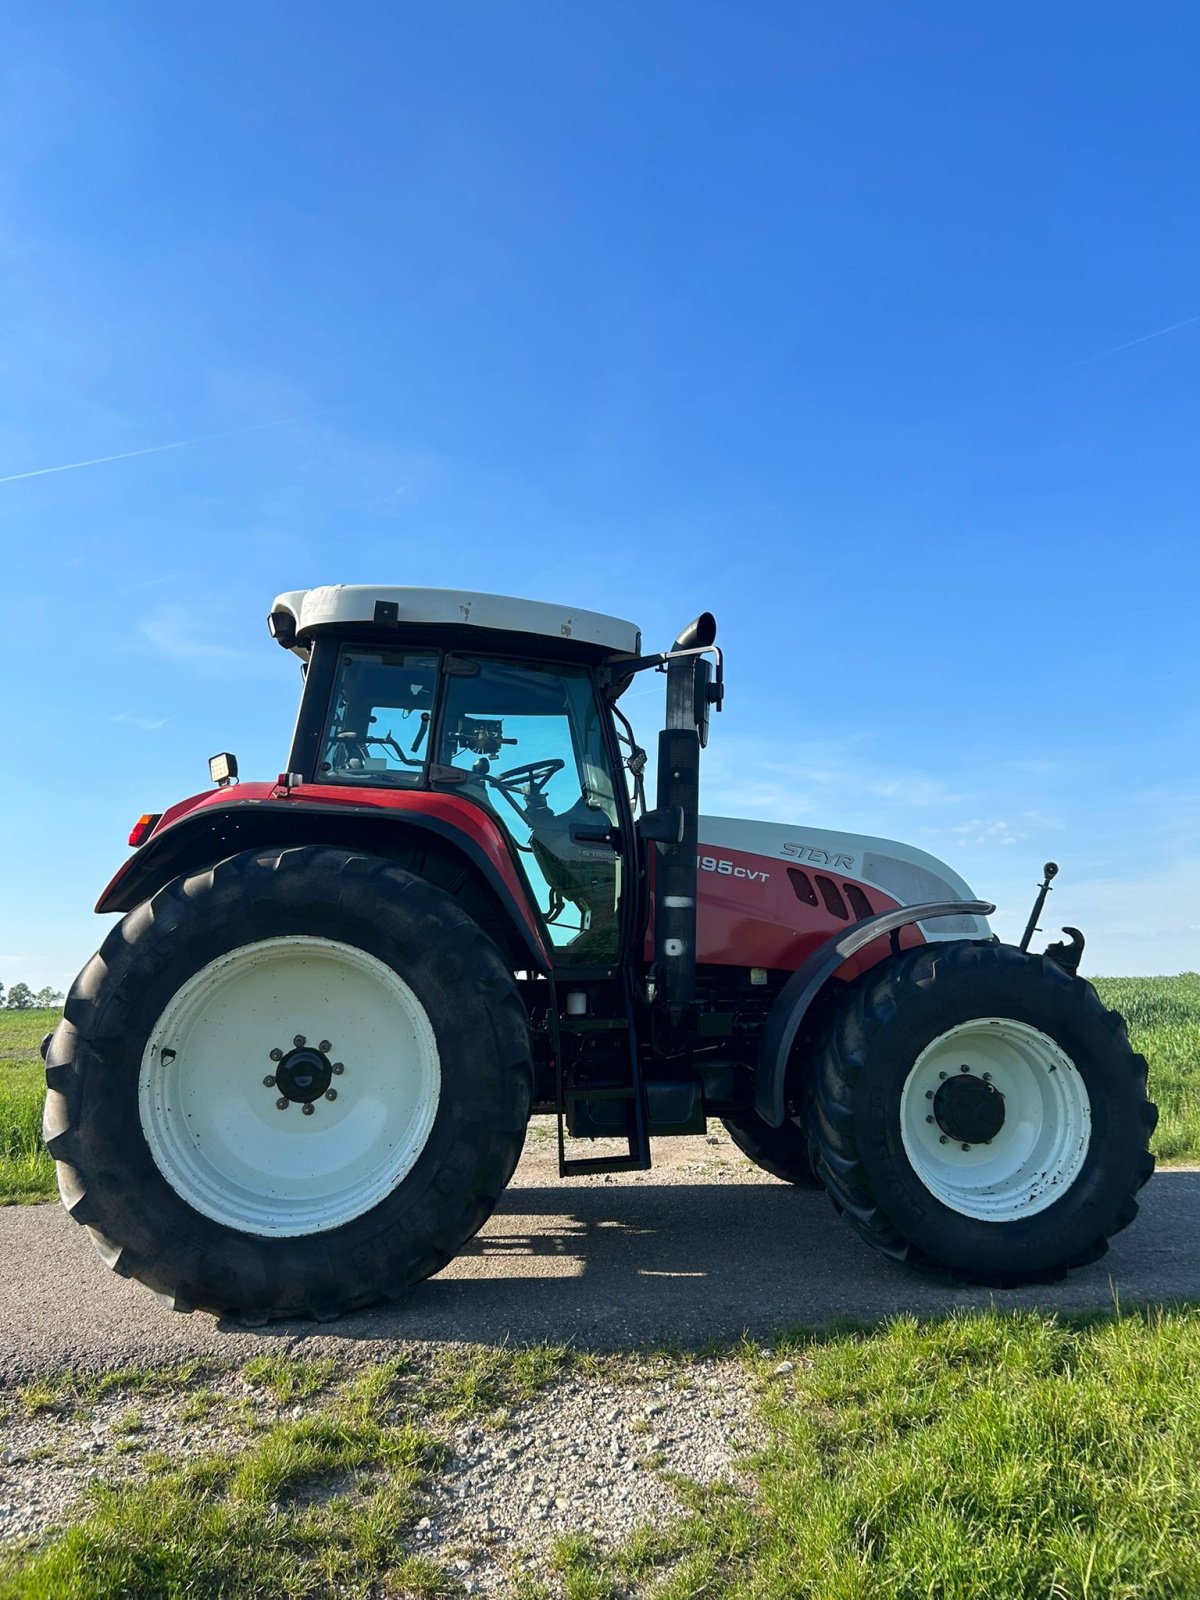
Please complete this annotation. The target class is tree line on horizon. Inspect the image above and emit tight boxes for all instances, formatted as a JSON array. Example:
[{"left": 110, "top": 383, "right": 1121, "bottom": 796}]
[{"left": 1, "top": 981, "right": 64, "bottom": 1009}]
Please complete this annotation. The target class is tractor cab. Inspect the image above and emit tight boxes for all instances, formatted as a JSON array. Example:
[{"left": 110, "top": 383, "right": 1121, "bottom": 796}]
[{"left": 270, "top": 585, "right": 662, "bottom": 971}]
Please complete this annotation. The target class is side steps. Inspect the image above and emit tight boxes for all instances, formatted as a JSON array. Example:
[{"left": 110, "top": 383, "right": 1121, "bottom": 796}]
[{"left": 555, "top": 1014, "right": 651, "bottom": 1176}]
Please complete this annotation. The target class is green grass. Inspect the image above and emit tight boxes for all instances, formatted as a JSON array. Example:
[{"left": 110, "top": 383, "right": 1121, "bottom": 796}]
[
  {"left": 0, "top": 1344, "right": 614, "bottom": 1598},
  {"left": 9, "top": 1318, "right": 1200, "bottom": 1598},
  {"left": 0, "top": 1366, "right": 451, "bottom": 1600},
  {"left": 547, "top": 1307, "right": 1200, "bottom": 1600},
  {"left": 1094, "top": 973, "right": 1200, "bottom": 1162},
  {"left": 239, "top": 1355, "right": 341, "bottom": 1404},
  {"left": 2, "top": 978, "right": 1199, "bottom": 1206},
  {"left": 17, "top": 1359, "right": 211, "bottom": 1417},
  {"left": 0, "top": 1009, "right": 57, "bottom": 1204}
]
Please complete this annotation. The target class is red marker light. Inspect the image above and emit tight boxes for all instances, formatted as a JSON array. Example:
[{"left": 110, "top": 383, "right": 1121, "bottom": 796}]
[{"left": 128, "top": 813, "right": 161, "bottom": 847}]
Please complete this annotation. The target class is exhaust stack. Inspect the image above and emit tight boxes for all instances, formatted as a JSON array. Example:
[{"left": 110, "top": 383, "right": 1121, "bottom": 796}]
[{"left": 654, "top": 613, "right": 716, "bottom": 1032}]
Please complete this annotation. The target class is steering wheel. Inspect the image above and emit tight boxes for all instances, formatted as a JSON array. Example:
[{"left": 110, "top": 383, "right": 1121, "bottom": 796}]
[{"left": 490, "top": 758, "right": 566, "bottom": 801}]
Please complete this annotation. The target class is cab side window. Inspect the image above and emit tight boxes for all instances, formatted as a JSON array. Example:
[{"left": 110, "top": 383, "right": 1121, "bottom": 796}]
[{"left": 319, "top": 650, "right": 438, "bottom": 785}]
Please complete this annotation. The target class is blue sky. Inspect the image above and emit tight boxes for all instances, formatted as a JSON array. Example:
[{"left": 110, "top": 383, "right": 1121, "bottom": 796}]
[{"left": 1, "top": 1, "right": 1197, "bottom": 987}]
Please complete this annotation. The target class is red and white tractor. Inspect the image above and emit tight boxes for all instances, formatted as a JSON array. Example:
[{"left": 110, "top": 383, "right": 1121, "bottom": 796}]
[{"left": 43, "top": 587, "right": 1156, "bottom": 1319}]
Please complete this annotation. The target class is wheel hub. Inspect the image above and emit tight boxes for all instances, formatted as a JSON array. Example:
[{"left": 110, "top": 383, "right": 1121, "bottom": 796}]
[
  {"left": 932, "top": 1073, "right": 1006, "bottom": 1146},
  {"left": 899, "top": 1017, "right": 1092, "bottom": 1222},
  {"left": 274, "top": 1046, "right": 333, "bottom": 1104}
]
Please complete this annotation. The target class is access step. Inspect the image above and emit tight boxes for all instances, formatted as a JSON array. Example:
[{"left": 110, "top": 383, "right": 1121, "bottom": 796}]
[{"left": 559, "top": 1152, "right": 653, "bottom": 1177}]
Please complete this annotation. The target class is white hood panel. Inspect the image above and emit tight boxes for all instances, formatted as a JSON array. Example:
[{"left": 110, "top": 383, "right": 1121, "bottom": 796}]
[{"left": 698, "top": 814, "right": 992, "bottom": 941}]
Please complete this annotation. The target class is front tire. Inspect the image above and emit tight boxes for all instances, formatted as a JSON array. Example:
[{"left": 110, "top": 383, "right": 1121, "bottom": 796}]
[
  {"left": 44, "top": 846, "right": 533, "bottom": 1320},
  {"left": 808, "top": 941, "right": 1157, "bottom": 1285},
  {"left": 720, "top": 1111, "right": 822, "bottom": 1187}
]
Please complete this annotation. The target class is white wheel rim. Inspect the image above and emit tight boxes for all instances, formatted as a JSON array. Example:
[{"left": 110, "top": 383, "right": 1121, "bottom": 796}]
[
  {"left": 139, "top": 936, "right": 441, "bottom": 1237},
  {"left": 899, "top": 1018, "right": 1091, "bottom": 1222}
]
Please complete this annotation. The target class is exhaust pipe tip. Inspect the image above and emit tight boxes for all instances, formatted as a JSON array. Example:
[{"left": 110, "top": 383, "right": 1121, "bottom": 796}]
[{"left": 672, "top": 612, "right": 717, "bottom": 652}]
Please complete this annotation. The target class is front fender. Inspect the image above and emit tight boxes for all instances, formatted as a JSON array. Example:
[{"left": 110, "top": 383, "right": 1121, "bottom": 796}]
[
  {"left": 753, "top": 899, "right": 995, "bottom": 1127},
  {"left": 96, "top": 791, "right": 551, "bottom": 971}
]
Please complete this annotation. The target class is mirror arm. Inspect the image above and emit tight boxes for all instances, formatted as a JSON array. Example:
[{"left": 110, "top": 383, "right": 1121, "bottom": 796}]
[{"left": 599, "top": 643, "right": 723, "bottom": 698}]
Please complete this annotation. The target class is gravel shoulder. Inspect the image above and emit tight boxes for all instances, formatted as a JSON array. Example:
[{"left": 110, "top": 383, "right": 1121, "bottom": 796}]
[{"left": 0, "top": 1351, "right": 763, "bottom": 1594}]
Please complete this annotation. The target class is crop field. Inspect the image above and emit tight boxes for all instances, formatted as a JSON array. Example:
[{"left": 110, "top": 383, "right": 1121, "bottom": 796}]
[
  {"left": 0, "top": 1010, "right": 58, "bottom": 1205},
  {"left": 3, "top": 977, "right": 1198, "bottom": 1207}
]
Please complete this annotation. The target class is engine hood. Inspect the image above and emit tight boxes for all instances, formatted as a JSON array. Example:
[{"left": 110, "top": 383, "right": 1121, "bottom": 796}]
[{"left": 697, "top": 814, "right": 992, "bottom": 942}]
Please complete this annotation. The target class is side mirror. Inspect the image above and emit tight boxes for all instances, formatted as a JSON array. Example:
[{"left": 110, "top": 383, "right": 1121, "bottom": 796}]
[
  {"left": 639, "top": 805, "right": 685, "bottom": 844},
  {"left": 694, "top": 658, "right": 712, "bottom": 749}
]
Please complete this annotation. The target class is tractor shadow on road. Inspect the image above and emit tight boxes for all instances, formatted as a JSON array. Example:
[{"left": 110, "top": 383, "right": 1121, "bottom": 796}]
[{"left": 246, "top": 1169, "right": 1200, "bottom": 1353}]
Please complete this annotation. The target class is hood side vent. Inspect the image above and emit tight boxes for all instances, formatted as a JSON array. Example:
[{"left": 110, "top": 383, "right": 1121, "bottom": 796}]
[
  {"left": 815, "top": 875, "right": 850, "bottom": 920},
  {"left": 787, "top": 868, "right": 819, "bottom": 906}
]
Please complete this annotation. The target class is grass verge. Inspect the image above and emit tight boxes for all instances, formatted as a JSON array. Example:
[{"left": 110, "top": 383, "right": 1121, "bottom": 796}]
[
  {"left": 546, "top": 1306, "right": 1200, "bottom": 1600},
  {"left": 0, "top": 1342, "right": 639, "bottom": 1598},
  {"left": 0, "top": 1364, "right": 452, "bottom": 1600},
  {"left": 7, "top": 1316, "right": 1200, "bottom": 1597}
]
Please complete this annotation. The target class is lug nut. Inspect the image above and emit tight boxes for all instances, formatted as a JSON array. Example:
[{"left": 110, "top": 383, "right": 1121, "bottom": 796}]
[
  {"left": 960, "top": 1065, "right": 970, "bottom": 1073},
  {"left": 332, "top": 1062, "right": 344, "bottom": 1075},
  {"left": 938, "top": 1072, "right": 947, "bottom": 1080},
  {"left": 925, "top": 1090, "right": 933, "bottom": 1100},
  {"left": 319, "top": 1040, "right": 332, "bottom": 1053},
  {"left": 294, "top": 1035, "right": 306, "bottom": 1047},
  {"left": 263, "top": 1075, "right": 276, "bottom": 1088},
  {"left": 302, "top": 1102, "right": 315, "bottom": 1116},
  {"left": 325, "top": 1089, "right": 337, "bottom": 1102},
  {"left": 982, "top": 1072, "right": 991, "bottom": 1081},
  {"left": 275, "top": 1097, "right": 289, "bottom": 1111},
  {"left": 925, "top": 1115, "right": 934, "bottom": 1124},
  {"left": 961, "top": 1142, "right": 971, "bottom": 1151},
  {"left": 270, "top": 1048, "right": 283, "bottom": 1062},
  {"left": 939, "top": 1135, "right": 948, "bottom": 1144}
]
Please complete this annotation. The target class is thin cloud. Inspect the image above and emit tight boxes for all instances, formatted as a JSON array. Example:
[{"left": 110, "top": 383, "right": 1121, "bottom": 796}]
[
  {"left": 1051, "top": 313, "right": 1200, "bottom": 377},
  {"left": 952, "top": 819, "right": 1024, "bottom": 847},
  {"left": 112, "top": 711, "right": 169, "bottom": 732},
  {"left": 136, "top": 602, "right": 283, "bottom": 679},
  {"left": 140, "top": 608, "right": 250, "bottom": 666},
  {"left": 0, "top": 437, "right": 195, "bottom": 485},
  {"left": 0, "top": 407, "right": 345, "bottom": 487}
]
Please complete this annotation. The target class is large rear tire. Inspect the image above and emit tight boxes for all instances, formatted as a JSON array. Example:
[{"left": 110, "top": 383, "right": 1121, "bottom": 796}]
[
  {"left": 808, "top": 941, "right": 1157, "bottom": 1285},
  {"left": 43, "top": 846, "right": 533, "bottom": 1321}
]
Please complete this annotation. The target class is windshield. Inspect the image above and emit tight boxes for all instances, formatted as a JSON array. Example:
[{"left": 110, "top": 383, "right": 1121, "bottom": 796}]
[{"left": 319, "top": 649, "right": 439, "bottom": 785}]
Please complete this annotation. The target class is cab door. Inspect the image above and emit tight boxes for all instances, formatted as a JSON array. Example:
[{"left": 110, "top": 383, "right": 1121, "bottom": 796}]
[{"left": 433, "top": 656, "right": 626, "bottom": 966}]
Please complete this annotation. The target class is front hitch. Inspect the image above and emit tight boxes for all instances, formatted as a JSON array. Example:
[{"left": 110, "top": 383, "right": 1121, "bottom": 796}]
[
  {"left": 1019, "top": 861, "right": 1085, "bottom": 975},
  {"left": 1044, "top": 926, "right": 1086, "bottom": 976}
]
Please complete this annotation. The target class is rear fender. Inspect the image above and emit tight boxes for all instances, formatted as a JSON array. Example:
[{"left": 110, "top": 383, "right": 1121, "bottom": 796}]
[
  {"left": 753, "top": 899, "right": 995, "bottom": 1127},
  {"left": 95, "top": 796, "right": 551, "bottom": 972}
]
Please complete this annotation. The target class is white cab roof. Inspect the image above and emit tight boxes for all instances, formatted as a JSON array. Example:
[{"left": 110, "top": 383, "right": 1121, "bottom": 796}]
[{"left": 272, "top": 585, "right": 641, "bottom": 657}]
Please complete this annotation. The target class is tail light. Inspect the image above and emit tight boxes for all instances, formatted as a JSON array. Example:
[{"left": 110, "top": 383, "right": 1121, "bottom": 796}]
[{"left": 128, "top": 813, "right": 162, "bottom": 847}]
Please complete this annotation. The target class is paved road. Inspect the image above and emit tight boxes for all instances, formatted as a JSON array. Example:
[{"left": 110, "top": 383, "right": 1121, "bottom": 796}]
[{"left": 2, "top": 1133, "right": 1197, "bottom": 1381}]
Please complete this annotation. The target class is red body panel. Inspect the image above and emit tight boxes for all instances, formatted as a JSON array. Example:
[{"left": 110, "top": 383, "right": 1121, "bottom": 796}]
[
  {"left": 646, "top": 839, "right": 923, "bottom": 976},
  {"left": 108, "top": 782, "right": 548, "bottom": 961},
  {"left": 116, "top": 789, "right": 921, "bottom": 980}
]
